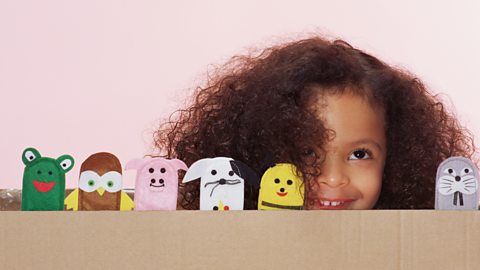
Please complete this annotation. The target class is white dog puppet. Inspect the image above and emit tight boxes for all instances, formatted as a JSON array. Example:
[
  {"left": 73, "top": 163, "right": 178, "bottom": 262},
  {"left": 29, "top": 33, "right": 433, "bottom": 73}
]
[{"left": 182, "top": 157, "right": 259, "bottom": 210}]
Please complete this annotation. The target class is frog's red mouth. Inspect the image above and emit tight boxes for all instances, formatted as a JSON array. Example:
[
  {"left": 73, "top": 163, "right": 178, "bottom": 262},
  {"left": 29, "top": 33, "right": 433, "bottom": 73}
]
[{"left": 32, "top": 180, "right": 56, "bottom": 193}]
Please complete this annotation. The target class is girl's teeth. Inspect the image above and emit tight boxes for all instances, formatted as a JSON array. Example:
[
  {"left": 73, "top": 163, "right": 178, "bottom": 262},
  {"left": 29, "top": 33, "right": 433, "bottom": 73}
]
[{"left": 320, "top": 200, "right": 344, "bottom": 206}]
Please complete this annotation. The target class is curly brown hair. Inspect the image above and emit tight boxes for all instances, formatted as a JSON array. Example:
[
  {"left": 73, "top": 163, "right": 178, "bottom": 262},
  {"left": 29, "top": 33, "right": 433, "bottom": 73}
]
[{"left": 154, "top": 36, "right": 476, "bottom": 209}]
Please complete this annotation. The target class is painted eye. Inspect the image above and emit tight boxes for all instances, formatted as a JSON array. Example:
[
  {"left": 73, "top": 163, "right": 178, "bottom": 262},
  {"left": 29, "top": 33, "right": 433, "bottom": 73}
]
[
  {"left": 150, "top": 179, "right": 155, "bottom": 183},
  {"left": 461, "top": 167, "right": 473, "bottom": 176},
  {"left": 60, "top": 159, "right": 72, "bottom": 170},
  {"left": 102, "top": 171, "right": 122, "bottom": 192},
  {"left": 48, "top": 171, "right": 53, "bottom": 175},
  {"left": 287, "top": 180, "right": 293, "bottom": 185},
  {"left": 229, "top": 171, "right": 234, "bottom": 176},
  {"left": 213, "top": 206, "right": 219, "bottom": 210},
  {"left": 159, "top": 179, "right": 164, "bottom": 184},
  {"left": 211, "top": 170, "right": 217, "bottom": 175},
  {"left": 349, "top": 149, "right": 371, "bottom": 160},
  {"left": 274, "top": 178, "right": 280, "bottom": 184},
  {"left": 160, "top": 168, "right": 166, "bottom": 173},
  {"left": 444, "top": 168, "right": 455, "bottom": 175},
  {"left": 79, "top": 171, "right": 100, "bottom": 192},
  {"left": 149, "top": 168, "right": 154, "bottom": 173},
  {"left": 24, "top": 150, "right": 37, "bottom": 162},
  {"left": 37, "top": 170, "right": 42, "bottom": 175}
]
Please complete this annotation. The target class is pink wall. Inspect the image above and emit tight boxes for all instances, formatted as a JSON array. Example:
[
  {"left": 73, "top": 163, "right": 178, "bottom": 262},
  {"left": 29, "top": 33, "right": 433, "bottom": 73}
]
[{"left": 1, "top": 1, "right": 479, "bottom": 188}]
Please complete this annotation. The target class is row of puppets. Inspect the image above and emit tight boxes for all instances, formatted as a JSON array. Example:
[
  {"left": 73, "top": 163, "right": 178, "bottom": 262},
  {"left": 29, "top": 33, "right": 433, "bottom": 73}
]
[{"left": 20, "top": 147, "right": 479, "bottom": 211}]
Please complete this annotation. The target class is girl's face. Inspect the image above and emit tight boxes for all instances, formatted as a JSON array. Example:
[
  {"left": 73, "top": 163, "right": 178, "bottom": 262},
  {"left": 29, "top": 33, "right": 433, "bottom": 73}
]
[{"left": 308, "top": 92, "right": 386, "bottom": 210}]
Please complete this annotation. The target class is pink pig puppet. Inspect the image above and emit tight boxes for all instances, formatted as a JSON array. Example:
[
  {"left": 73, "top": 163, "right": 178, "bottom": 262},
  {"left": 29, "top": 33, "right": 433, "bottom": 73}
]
[{"left": 125, "top": 157, "right": 188, "bottom": 211}]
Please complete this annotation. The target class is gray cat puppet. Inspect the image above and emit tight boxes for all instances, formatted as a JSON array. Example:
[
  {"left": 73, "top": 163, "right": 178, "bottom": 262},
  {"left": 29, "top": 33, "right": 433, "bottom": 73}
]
[{"left": 435, "top": 157, "right": 480, "bottom": 210}]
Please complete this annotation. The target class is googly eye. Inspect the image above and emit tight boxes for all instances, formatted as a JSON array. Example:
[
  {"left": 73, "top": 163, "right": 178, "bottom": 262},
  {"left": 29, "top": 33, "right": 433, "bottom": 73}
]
[
  {"left": 160, "top": 168, "right": 166, "bottom": 173},
  {"left": 229, "top": 171, "right": 234, "bottom": 176},
  {"left": 274, "top": 178, "right": 280, "bottom": 184},
  {"left": 211, "top": 170, "right": 217, "bottom": 175},
  {"left": 287, "top": 180, "right": 293, "bottom": 185},
  {"left": 149, "top": 168, "right": 154, "bottom": 173}
]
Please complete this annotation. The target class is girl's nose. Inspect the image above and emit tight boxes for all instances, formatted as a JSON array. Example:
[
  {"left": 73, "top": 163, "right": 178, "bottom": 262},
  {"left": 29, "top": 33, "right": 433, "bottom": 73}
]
[{"left": 317, "top": 159, "right": 349, "bottom": 188}]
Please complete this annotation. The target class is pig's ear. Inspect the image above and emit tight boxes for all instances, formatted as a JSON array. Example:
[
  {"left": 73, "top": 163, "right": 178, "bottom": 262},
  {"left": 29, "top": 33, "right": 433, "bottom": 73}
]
[
  {"left": 168, "top": 159, "right": 188, "bottom": 172},
  {"left": 183, "top": 158, "right": 212, "bottom": 183},
  {"left": 125, "top": 158, "right": 147, "bottom": 171}
]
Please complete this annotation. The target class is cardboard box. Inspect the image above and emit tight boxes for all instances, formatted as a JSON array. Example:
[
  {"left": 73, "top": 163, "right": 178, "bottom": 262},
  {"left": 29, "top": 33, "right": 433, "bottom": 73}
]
[{"left": 0, "top": 210, "right": 479, "bottom": 270}]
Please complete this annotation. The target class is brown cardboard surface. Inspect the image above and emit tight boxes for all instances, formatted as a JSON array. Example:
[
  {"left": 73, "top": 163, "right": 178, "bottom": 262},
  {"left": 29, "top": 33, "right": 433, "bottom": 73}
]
[{"left": 0, "top": 211, "right": 479, "bottom": 270}]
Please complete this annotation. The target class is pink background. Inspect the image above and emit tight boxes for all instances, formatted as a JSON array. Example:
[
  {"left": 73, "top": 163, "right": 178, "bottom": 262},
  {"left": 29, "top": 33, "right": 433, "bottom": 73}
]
[{"left": 1, "top": 1, "right": 479, "bottom": 189}]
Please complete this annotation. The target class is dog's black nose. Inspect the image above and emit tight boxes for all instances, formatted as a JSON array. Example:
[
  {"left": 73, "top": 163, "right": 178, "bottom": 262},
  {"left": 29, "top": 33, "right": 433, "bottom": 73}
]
[
  {"left": 219, "top": 179, "right": 226, "bottom": 185},
  {"left": 455, "top": 176, "right": 461, "bottom": 182}
]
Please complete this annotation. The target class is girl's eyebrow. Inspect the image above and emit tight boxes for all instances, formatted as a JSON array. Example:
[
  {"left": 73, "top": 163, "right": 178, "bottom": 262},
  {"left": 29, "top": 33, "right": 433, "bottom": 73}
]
[{"left": 348, "top": 139, "right": 384, "bottom": 152}]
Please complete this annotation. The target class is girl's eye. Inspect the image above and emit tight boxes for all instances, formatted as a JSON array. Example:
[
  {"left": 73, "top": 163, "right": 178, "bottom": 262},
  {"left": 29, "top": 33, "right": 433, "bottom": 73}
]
[{"left": 349, "top": 149, "right": 371, "bottom": 160}]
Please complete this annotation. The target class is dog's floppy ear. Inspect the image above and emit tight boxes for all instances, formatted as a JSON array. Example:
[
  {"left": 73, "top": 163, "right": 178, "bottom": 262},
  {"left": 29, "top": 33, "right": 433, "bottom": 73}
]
[
  {"left": 230, "top": 160, "right": 260, "bottom": 189},
  {"left": 260, "top": 152, "right": 276, "bottom": 175},
  {"left": 183, "top": 158, "right": 212, "bottom": 183}
]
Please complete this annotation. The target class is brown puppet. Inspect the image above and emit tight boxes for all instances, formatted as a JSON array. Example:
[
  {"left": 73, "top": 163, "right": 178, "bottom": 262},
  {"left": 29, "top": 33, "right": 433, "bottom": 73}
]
[{"left": 64, "top": 152, "right": 134, "bottom": 210}]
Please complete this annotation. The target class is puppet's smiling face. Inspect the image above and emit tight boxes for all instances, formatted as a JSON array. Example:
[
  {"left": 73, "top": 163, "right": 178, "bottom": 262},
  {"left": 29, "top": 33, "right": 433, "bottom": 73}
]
[
  {"left": 139, "top": 161, "right": 176, "bottom": 192},
  {"left": 259, "top": 164, "right": 304, "bottom": 209},
  {"left": 26, "top": 161, "right": 61, "bottom": 193}
]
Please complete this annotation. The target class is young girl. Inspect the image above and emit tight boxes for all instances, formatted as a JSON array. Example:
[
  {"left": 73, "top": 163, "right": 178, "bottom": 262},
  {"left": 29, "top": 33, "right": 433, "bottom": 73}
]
[{"left": 154, "top": 36, "right": 476, "bottom": 210}]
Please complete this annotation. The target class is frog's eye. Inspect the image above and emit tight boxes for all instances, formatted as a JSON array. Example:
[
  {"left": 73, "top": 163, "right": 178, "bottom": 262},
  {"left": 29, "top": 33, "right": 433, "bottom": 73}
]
[
  {"left": 60, "top": 160, "right": 73, "bottom": 170},
  {"left": 25, "top": 151, "right": 36, "bottom": 162}
]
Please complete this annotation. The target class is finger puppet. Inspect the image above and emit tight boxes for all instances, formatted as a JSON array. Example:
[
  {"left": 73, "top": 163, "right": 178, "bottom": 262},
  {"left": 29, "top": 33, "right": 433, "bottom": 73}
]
[
  {"left": 258, "top": 163, "right": 304, "bottom": 210},
  {"left": 64, "top": 152, "right": 134, "bottom": 211},
  {"left": 435, "top": 156, "right": 480, "bottom": 210},
  {"left": 21, "top": 147, "right": 74, "bottom": 211},
  {"left": 125, "top": 157, "right": 188, "bottom": 211},
  {"left": 182, "top": 157, "right": 259, "bottom": 210}
]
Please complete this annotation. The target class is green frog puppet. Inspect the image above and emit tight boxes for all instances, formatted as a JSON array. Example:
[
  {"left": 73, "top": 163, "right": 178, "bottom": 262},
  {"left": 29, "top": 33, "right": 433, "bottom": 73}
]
[{"left": 21, "top": 147, "right": 74, "bottom": 210}]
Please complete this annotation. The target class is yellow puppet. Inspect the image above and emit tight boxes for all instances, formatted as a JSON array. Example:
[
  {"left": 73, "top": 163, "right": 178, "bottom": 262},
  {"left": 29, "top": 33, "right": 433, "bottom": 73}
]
[{"left": 258, "top": 163, "right": 304, "bottom": 210}]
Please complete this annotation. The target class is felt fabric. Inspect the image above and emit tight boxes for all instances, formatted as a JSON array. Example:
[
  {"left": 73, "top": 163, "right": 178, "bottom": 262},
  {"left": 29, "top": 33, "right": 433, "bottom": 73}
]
[
  {"left": 435, "top": 156, "right": 480, "bottom": 210},
  {"left": 258, "top": 163, "right": 304, "bottom": 210},
  {"left": 21, "top": 147, "right": 74, "bottom": 211},
  {"left": 64, "top": 152, "right": 134, "bottom": 211},
  {"left": 183, "top": 157, "right": 259, "bottom": 211},
  {"left": 125, "top": 157, "right": 188, "bottom": 211}
]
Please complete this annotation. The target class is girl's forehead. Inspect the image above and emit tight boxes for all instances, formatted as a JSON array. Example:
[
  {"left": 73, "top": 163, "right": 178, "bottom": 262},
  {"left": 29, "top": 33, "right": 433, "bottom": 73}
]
[{"left": 316, "top": 93, "right": 386, "bottom": 149}]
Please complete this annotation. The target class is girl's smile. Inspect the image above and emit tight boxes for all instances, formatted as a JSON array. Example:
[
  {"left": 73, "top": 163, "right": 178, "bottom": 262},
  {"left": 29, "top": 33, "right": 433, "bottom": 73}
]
[{"left": 308, "top": 91, "right": 387, "bottom": 210}]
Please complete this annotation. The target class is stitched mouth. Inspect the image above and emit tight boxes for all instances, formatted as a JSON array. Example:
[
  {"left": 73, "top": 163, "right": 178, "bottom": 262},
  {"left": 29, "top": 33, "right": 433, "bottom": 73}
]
[{"left": 204, "top": 179, "right": 242, "bottom": 197}]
